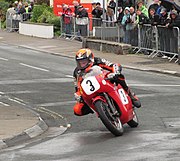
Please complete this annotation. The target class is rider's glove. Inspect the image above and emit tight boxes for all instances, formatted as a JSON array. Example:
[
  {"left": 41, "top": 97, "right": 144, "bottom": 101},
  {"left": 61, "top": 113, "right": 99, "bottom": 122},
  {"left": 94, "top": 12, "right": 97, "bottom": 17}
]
[
  {"left": 113, "top": 64, "right": 122, "bottom": 75},
  {"left": 74, "top": 92, "right": 83, "bottom": 102},
  {"left": 107, "top": 73, "right": 119, "bottom": 80}
]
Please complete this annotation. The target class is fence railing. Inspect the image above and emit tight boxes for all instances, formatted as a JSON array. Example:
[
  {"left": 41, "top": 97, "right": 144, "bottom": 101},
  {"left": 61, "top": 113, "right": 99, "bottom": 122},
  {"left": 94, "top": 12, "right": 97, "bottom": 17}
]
[
  {"left": 6, "top": 12, "right": 32, "bottom": 32},
  {"left": 60, "top": 16, "right": 90, "bottom": 40}
]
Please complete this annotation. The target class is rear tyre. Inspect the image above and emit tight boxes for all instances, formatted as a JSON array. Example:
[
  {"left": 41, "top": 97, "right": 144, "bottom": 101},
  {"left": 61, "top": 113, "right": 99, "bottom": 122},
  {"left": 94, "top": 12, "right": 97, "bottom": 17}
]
[
  {"left": 95, "top": 100, "right": 124, "bottom": 136},
  {"left": 127, "top": 110, "right": 139, "bottom": 128}
]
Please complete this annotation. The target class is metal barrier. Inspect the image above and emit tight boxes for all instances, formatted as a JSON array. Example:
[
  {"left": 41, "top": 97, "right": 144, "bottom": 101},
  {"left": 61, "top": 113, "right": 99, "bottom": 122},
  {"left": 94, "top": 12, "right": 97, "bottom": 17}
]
[
  {"left": 91, "top": 18, "right": 138, "bottom": 46},
  {"left": 60, "top": 16, "right": 89, "bottom": 40},
  {"left": 6, "top": 12, "right": 22, "bottom": 32},
  {"left": 6, "top": 12, "right": 32, "bottom": 32},
  {"left": 146, "top": 26, "right": 179, "bottom": 63},
  {"left": 135, "top": 24, "right": 157, "bottom": 55},
  {"left": 156, "top": 26, "right": 179, "bottom": 63},
  {"left": 134, "top": 24, "right": 179, "bottom": 63},
  {"left": 91, "top": 22, "right": 179, "bottom": 64}
]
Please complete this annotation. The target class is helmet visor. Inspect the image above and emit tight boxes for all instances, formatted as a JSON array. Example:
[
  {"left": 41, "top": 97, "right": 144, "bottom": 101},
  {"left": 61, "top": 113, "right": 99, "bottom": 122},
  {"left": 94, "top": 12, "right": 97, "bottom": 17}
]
[{"left": 77, "top": 58, "right": 89, "bottom": 69}]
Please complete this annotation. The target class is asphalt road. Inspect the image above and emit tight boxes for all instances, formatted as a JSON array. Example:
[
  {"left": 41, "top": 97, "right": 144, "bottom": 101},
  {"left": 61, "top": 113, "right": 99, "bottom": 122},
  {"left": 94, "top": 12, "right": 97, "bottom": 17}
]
[{"left": 0, "top": 44, "right": 180, "bottom": 161}]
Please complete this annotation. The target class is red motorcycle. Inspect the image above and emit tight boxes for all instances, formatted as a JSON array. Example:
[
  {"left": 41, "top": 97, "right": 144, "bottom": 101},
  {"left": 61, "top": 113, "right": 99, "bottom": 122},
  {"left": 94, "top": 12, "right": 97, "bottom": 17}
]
[{"left": 80, "top": 66, "right": 139, "bottom": 136}]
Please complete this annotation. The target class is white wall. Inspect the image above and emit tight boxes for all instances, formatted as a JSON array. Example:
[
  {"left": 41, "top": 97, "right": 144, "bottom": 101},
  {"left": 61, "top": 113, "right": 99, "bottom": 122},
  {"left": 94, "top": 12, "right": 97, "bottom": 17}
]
[{"left": 19, "top": 22, "right": 54, "bottom": 39}]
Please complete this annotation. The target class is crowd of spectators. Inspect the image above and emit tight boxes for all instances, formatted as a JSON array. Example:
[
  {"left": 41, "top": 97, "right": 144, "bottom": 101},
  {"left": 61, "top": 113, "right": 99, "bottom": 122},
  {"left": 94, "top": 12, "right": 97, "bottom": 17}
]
[
  {"left": 61, "top": 0, "right": 180, "bottom": 44},
  {"left": 92, "top": 0, "right": 180, "bottom": 45},
  {"left": 7, "top": 0, "right": 34, "bottom": 21}
]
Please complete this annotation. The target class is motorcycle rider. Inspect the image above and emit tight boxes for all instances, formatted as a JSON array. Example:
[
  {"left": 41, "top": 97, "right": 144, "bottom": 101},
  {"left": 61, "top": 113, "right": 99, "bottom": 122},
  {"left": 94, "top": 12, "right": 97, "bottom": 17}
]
[{"left": 73, "top": 48, "right": 141, "bottom": 116}]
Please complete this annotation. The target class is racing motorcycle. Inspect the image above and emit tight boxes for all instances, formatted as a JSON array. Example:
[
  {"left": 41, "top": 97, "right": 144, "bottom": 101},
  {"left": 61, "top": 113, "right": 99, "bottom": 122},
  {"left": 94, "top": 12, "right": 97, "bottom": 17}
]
[{"left": 80, "top": 66, "right": 139, "bottom": 136}]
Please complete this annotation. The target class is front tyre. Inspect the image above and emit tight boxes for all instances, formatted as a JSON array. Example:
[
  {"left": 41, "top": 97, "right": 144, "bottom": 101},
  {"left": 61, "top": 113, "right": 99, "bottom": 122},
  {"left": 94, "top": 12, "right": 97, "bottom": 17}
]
[
  {"left": 95, "top": 100, "right": 124, "bottom": 136},
  {"left": 127, "top": 110, "right": 139, "bottom": 128}
]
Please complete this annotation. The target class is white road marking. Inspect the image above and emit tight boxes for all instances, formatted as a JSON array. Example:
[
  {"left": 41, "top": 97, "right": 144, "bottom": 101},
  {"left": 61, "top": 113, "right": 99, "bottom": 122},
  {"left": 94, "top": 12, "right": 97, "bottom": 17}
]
[
  {"left": 38, "top": 45, "right": 57, "bottom": 49},
  {"left": 130, "top": 84, "right": 180, "bottom": 87},
  {"left": 0, "top": 78, "right": 73, "bottom": 85},
  {"left": 0, "top": 102, "right": 10, "bottom": 106},
  {"left": 0, "top": 57, "right": 8, "bottom": 61},
  {"left": 65, "top": 75, "right": 73, "bottom": 78},
  {"left": 19, "top": 63, "right": 49, "bottom": 72},
  {"left": 5, "top": 90, "right": 39, "bottom": 94},
  {"left": 0, "top": 91, "right": 5, "bottom": 95},
  {"left": 8, "top": 98, "right": 26, "bottom": 105},
  {"left": 37, "top": 101, "right": 75, "bottom": 107}
]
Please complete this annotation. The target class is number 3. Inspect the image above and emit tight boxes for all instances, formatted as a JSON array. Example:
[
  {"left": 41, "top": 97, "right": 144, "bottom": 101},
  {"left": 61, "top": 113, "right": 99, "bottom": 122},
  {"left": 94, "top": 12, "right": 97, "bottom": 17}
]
[{"left": 86, "top": 80, "right": 95, "bottom": 91}]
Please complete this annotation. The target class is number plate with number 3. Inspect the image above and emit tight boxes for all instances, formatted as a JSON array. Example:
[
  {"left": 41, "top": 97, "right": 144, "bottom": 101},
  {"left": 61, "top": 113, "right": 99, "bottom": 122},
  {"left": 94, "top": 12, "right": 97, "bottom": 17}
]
[{"left": 81, "top": 77, "right": 100, "bottom": 95}]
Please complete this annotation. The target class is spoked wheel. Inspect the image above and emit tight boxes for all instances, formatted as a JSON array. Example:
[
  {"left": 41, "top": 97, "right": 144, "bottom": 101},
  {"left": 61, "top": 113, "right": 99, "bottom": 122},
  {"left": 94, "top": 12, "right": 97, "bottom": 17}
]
[
  {"left": 127, "top": 110, "right": 139, "bottom": 128},
  {"left": 95, "top": 100, "right": 124, "bottom": 136}
]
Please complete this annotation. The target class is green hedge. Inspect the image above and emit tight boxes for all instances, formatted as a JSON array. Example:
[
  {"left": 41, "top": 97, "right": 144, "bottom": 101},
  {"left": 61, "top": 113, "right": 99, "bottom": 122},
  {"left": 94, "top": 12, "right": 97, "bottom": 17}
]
[
  {"left": 0, "top": 1, "right": 9, "bottom": 28},
  {"left": 31, "top": 4, "right": 61, "bottom": 36}
]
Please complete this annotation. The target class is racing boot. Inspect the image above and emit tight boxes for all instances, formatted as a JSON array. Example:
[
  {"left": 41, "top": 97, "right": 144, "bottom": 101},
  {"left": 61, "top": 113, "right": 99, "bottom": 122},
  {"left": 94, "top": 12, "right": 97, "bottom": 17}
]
[{"left": 128, "top": 89, "right": 141, "bottom": 108}]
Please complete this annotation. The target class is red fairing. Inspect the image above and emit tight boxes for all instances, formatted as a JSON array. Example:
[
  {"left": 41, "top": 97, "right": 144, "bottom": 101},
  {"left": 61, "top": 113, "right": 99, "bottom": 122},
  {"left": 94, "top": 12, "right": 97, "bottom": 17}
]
[{"left": 80, "top": 69, "right": 134, "bottom": 124}]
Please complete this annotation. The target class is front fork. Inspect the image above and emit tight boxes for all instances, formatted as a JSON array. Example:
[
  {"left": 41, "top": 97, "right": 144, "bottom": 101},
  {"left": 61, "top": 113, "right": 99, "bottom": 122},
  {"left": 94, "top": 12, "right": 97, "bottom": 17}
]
[{"left": 102, "top": 93, "right": 120, "bottom": 118}]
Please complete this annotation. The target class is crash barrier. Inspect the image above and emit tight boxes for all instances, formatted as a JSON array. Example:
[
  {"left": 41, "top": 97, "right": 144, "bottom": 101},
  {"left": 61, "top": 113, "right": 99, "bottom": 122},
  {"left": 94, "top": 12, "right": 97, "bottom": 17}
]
[
  {"left": 92, "top": 19, "right": 122, "bottom": 42},
  {"left": 60, "top": 16, "right": 89, "bottom": 40},
  {"left": 92, "top": 22, "right": 179, "bottom": 63},
  {"left": 136, "top": 25, "right": 179, "bottom": 63},
  {"left": 92, "top": 18, "right": 138, "bottom": 46},
  {"left": 6, "top": 12, "right": 32, "bottom": 32}
]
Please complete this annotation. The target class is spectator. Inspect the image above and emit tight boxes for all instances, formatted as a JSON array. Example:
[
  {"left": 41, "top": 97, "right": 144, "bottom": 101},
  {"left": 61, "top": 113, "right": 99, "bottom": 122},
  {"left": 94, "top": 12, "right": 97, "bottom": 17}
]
[
  {"left": 148, "top": 0, "right": 161, "bottom": 16},
  {"left": 92, "top": 2, "right": 103, "bottom": 26},
  {"left": 7, "top": 4, "right": 16, "bottom": 15},
  {"left": 18, "top": 3, "right": 25, "bottom": 15},
  {"left": 62, "top": 5, "right": 73, "bottom": 39},
  {"left": 121, "top": 7, "right": 131, "bottom": 43},
  {"left": 149, "top": 8, "right": 160, "bottom": 25},
  {"left": 109, "top": 0, "right": 116, "bottom": 14},
  {"left": 106, "top": 5, "right": 115, "bottom": 26},
  {"left": 136, "top": 8, "right": 149, "bottom": 25},
  {"left": 129, "top": 6, "right": 138, "bottom": 45},
  {"left": 159, "top": 7, "right": 169, "bottom": 26},
  {"left": 118, "top": 0, "right": 133, "bottom": 9},
  {"left": 166, "top": 10, "right": 180, "bottom": 28},
  {"left": 137, "top": 0, "right": 149, "bottom": 18},
  {"left": 7, "top": 3, "right": 20, "bottom": 31},
  {"left": 76, "top": 5, "right": 89, "bottom": 37},
  {"left": 116, "top": 7, "right": 124, "bottom": 24},
  {"left": 73, "top": 0, "right": 81, "bottom": 17},
  {"left": 24, "top": 2, "right": 29, "bottom": 13},
  {"left": 28, "top": 1, "right": 34, "bottom": 12},
  {"left": 158, "top": 8, "right": 170, "bottom": 53},
  {"left": 14, "top": 1, "right": 19, "bottom": 13}
]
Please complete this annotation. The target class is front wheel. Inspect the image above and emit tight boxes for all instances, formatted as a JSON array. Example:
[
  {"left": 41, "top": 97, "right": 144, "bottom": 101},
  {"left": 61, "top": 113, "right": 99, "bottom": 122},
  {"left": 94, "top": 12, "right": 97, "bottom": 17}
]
[
  {"left": 95, "top": 100, "right": 124, "bottom": 136},
  {"left": 127, "top": 110, "right": 139, "bottom": 128}
]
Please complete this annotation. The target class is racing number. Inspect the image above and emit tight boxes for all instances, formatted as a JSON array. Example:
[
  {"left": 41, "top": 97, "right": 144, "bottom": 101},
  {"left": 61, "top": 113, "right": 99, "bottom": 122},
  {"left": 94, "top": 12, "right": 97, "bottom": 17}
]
[
  {"left": 86, "top": 80, "right": 95, "bottom": 91},
  {"left": 120, "top": 90, "right": 127, "bottom": 103},
  {"left": 81, "top": 77, "right": 100, "bottom": 95}
]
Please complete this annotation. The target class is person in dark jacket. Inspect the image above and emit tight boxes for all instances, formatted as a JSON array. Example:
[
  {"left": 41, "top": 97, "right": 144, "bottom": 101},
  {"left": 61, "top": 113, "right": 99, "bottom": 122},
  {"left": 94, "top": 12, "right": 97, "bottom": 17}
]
[
  {"left": 109, "top": 0, "right": 116, "bottom": 14},
  {"left": 149, "top": 8, "right": 160, "bottom": 25},
  {"left": 148, "top": 0, "right": 161, "bottom": 16},
  {"left": 165, "top": 10, "right": 180, "bottom": 53},
  {"left": 116, "top": 7, "right": 124, "bottom": 24},
  {"left": 159, "top": 7, "right": 169, "bottom": 26},
  {"left": 92, "top": 2, "right": 103, "bottom": 26},
  {"left": 136, "top": 9, "right": 149, "bottom": 25},
  {"left": 76, "top": 6, "right": 89, "bottom": 37},
  {"left": 166, "top": 10, "right": 180, "bottom": 28}
]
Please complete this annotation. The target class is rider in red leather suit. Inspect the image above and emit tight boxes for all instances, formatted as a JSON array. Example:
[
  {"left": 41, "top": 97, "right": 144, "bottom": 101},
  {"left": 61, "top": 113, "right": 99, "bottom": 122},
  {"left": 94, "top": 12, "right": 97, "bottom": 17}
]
[{"left": 73, "top": 48, "right": 141, "bottom": 116}]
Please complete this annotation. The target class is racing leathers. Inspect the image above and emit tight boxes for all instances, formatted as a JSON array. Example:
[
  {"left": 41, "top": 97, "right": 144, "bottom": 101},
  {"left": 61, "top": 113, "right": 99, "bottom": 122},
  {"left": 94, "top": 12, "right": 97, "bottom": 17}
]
[{"left": 73, "top": 57, "right": 141, "bottom": 116}]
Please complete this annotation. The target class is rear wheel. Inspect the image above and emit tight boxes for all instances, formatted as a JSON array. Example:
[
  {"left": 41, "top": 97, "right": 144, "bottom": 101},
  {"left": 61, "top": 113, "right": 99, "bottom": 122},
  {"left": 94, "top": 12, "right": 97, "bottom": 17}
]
[
  {"left": 95, "top": 100, "right": 124, "bottom": 136},
  {"left": 127, "top": 110, "right": 139, "bottom": 128}
]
